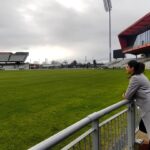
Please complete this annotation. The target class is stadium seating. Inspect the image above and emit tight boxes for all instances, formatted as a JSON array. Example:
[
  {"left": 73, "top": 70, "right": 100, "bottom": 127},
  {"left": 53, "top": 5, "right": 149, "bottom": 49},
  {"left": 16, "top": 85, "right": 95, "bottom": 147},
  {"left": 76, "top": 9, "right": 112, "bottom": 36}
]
[
  {"left": 107, "top": 57, "right": 150, "bottom": 69},
  {"left": 0, "top": 53, "right": 12, "bottom": 62},
  {"left": 9, "top": 52, "right": 29, "bottom": 62},
  {"left": 0, "top": 52, "right": 29, "bottom": 62},
  {"left": 107, "top": 59, "right": 130, "bottom": 68},
  {"left": 0, "top": 52, "right": 29, "bottom": 70}
]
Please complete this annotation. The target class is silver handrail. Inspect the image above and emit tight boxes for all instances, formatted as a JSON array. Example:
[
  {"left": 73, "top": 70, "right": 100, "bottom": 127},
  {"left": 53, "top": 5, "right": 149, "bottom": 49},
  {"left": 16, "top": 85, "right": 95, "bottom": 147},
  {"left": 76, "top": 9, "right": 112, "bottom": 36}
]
[{"left": 28, "top": 100, "right": 131, "bottom": 150}]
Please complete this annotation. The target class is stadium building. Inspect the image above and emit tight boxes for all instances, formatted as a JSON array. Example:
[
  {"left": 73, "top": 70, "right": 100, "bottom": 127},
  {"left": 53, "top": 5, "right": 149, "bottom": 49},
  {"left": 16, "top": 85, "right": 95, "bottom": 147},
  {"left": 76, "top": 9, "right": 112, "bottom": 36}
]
[
  {"left": 109, "top": 12, "right": 150, "bottom": 69},
  {"left": 118, "top": 12, "right": 150, "bottom": 56},
  {"left": 0, "top": 52, "right": 29, "bottom": 70}
]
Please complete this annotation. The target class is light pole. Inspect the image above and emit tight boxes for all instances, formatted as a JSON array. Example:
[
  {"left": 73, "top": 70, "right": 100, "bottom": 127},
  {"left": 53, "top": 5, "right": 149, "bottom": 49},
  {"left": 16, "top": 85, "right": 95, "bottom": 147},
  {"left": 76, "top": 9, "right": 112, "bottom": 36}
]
[{"left": 103, "top": 0, "right": 112, "bottom": 62}]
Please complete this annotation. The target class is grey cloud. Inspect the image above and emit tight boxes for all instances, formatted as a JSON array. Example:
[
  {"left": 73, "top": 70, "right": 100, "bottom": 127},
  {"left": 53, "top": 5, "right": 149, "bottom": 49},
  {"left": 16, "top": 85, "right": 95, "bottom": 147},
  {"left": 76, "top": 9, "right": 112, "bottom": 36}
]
[
  {"left": 0, "top": 0, "right": 109, "bottom": 59},
  {"left": 0, "top": 0, "right": 150, "bottom": 60},
  {"left": 31, "top": 1, "right": 110, "bottom": 57}
]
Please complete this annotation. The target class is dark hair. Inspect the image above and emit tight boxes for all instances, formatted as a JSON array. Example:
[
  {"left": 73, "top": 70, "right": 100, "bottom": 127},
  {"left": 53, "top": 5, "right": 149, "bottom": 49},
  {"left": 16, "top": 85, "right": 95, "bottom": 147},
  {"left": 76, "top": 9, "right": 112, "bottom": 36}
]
[{"left": 127, "top": 60, "right": 145, "bottom": 76}]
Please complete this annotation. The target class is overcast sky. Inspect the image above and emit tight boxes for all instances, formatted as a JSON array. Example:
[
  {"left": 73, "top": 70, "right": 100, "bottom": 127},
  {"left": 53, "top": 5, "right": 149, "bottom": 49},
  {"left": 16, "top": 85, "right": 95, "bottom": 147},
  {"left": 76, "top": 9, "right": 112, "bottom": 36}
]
[{"left": 0, "top": 0, "right": 150, "bottom": 63}]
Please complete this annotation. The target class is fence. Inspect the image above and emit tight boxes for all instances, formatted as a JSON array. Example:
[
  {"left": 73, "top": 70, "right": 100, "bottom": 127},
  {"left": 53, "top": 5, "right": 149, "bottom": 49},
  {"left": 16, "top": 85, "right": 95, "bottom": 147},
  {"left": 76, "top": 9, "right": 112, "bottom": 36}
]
[{"left": 28, "top": 100, "right": 141, "bottom": 150}]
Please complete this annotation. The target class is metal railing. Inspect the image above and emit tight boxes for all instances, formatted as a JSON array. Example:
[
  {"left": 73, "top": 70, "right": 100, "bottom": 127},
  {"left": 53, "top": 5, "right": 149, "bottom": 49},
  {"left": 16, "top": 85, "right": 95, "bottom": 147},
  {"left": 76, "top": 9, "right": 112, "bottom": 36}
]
[{"left": 28, "top": 100, "right": 140, "bottom": 150}]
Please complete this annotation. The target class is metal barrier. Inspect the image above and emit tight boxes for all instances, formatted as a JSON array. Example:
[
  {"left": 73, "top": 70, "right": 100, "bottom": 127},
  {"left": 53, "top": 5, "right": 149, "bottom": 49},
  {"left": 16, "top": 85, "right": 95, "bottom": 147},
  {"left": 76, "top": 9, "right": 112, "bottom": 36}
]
[{"left": 28, "top": 100, "right": 141, "bottom": 150}]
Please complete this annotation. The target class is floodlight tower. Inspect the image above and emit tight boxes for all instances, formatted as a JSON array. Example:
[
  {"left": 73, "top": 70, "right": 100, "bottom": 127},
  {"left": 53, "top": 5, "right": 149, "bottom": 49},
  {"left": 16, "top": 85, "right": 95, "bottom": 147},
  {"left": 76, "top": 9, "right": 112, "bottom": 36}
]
[{"left": 103, "top": 0, "right": 112, "bottom": 62}]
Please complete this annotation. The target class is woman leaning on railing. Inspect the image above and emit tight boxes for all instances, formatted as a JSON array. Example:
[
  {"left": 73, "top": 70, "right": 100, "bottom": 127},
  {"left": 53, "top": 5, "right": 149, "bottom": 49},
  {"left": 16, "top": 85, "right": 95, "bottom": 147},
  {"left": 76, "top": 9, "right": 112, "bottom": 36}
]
[{"left": 123, "top": 60, "right": 150, "bottom": 149}]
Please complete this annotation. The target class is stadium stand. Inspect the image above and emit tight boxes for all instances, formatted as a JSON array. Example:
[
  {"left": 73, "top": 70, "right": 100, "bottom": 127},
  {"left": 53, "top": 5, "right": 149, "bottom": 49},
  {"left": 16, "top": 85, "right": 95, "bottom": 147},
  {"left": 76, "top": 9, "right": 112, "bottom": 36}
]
[
  {"left": 0, "top": 52, "right": 28, "bottom": 62},
  {"left": 106, "top": 57, "right": 150, "bottom": 69},
  {"left": 0, "top": 52, "right": 29, "bottom": 70},
  {"left": 9, "top": 52, "right": 29, "bottom": 62},
  {"left": 0, "top": 52, "right": 12, "bottom": 62}
]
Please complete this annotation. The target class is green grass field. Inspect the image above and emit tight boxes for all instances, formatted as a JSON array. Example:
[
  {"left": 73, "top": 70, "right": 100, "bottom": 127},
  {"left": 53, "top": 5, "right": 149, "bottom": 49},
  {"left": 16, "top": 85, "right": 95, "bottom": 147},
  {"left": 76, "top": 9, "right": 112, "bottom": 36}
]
[{"left": 0, "top": 69, "right": 149, "bottom": 150}]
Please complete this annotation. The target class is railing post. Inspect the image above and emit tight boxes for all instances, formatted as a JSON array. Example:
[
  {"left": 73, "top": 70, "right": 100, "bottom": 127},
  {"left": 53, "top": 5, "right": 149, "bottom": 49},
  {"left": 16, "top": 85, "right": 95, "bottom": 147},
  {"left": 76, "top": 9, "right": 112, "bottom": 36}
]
[
  {"left": 92, "top": 119, "right": 100, "bottom": 150},
  {"left": 127, "top": 102, "right": 135, "bottom": 150}
]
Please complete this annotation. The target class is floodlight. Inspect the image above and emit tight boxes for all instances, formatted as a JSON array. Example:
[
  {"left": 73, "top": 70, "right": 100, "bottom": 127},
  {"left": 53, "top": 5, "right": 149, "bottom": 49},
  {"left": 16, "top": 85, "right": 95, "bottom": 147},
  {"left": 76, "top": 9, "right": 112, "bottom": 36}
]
[
  {"left": 103, "top": 0, "right": 109, "bottom": 12},
  {"left": 103, "top": 0, "right": 112, "bottom": 12},
  {"left": 102, "top": 0, "right": 112, "bottom": 62}
]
